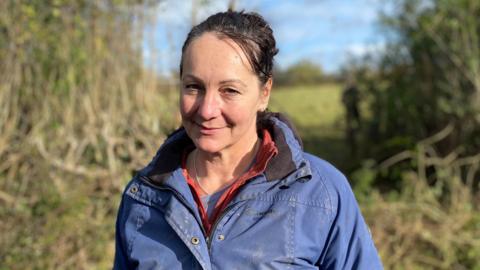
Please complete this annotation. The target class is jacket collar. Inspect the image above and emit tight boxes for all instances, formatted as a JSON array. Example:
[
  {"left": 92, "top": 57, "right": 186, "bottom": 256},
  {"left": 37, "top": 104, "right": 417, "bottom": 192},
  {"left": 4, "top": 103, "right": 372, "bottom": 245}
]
[{"left": 140, "top": 112, "right": 308, "bottom": 185}]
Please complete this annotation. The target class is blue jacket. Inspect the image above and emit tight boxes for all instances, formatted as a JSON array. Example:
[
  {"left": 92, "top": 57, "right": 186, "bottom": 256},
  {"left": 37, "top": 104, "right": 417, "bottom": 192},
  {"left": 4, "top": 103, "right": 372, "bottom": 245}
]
[{"left": 114, "top": 115, "right": 383, "bottom": 269}]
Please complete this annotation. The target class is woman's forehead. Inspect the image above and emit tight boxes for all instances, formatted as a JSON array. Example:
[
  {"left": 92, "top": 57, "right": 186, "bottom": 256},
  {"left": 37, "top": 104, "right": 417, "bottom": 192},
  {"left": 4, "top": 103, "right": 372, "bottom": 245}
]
[{"left": 182, "top": 33, "right": 255, "bottom": 78}]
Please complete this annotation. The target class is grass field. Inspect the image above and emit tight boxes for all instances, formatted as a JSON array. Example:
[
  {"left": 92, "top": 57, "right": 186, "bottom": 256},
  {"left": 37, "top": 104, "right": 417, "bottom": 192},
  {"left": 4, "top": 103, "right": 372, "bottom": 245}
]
[
  {"left": 269, "top": 84, "right": 351, "bottom": 170},
  {"left": 270, "top": 84, "right": 345, "bottom": 129}
]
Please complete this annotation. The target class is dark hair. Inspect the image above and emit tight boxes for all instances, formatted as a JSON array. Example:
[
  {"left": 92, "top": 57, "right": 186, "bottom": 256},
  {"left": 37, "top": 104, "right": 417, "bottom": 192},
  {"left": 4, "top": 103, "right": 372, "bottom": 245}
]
[{"left": 180, "top": 11, "right": 279, "bottom": 84}]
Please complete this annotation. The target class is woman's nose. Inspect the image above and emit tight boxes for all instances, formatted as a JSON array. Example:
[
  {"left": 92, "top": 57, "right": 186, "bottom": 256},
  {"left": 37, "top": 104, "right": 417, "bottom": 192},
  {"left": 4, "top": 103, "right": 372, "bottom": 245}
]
[{"left": 197, "top": 90, "right": 220, "bottom": 120}]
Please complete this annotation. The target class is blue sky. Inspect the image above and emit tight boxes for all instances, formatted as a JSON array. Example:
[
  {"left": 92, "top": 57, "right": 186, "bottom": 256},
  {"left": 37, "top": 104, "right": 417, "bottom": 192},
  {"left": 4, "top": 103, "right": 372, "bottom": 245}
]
[{"left": 143, "top": 0, "right": 391, "bottom": 75}]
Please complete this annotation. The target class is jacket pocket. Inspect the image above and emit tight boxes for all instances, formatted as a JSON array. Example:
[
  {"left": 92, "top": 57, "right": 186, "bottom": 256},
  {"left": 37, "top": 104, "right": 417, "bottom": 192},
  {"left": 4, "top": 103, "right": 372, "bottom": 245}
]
[{"left": 123, "top": 199, "right": 198, "bottom": 269}]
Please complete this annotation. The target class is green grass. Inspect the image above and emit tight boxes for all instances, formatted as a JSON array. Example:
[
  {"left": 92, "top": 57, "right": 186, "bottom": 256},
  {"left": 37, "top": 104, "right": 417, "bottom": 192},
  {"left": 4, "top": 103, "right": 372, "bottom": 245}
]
[
  {"left": 270, "top": 83, "right": 345, "bottom": 130},
  {"left": 269, "top": 84, "right": 350, "bottom": 169}
]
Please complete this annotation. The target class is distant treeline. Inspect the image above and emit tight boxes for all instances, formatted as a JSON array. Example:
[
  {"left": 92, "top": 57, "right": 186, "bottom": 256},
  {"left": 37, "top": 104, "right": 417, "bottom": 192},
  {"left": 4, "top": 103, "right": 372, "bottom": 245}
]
[{"left": 273, "top": 60, "right": 339, "bottom": 86}]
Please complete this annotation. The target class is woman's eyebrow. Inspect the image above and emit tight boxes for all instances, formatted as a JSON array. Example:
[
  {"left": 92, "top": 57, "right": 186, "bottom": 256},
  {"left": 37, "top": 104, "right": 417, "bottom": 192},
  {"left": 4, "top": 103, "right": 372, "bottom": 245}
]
[
  {"left": 219, "top": 79, "right": 247, "bottom": 87},
  {"left": 181, "top": 74, "right": 202, "bottom": 82},
  {"left": 182, "top": 74, "right": 247, "bottom": 88}
]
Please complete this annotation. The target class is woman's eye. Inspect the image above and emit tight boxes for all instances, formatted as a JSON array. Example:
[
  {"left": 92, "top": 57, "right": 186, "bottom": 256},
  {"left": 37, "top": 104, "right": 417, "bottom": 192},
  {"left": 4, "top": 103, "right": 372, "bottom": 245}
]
[
  {"left": 184, "top": 84, "right": 201, "bottom": 93},
  {"left": 222, "top": 88, "right": 240, "bottom": 95}
]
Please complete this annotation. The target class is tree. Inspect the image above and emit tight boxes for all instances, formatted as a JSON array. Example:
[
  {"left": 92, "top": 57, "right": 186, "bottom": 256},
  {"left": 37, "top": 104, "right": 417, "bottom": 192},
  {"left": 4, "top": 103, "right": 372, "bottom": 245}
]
[
  {"left": 275, "top": 60, "right": 325, "bottom": 86},
  {"left": 351, "top": 0, "right": 480, "bottom": 159}
]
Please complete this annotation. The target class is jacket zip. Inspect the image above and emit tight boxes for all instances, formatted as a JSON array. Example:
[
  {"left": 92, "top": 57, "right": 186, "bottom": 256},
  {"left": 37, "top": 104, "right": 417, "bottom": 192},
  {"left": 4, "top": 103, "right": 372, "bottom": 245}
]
[
  {"left": 139, "top": 175, "right": 207, "bottom": 237},
  {"left": 140, "top": 174, "right": 241, "bottom": 264},
  {"left": 206, "top": 203, "right": 236, "bottom": 251},
  {"left": 206, "top": 173, "right": 266, "bottom": 251}
]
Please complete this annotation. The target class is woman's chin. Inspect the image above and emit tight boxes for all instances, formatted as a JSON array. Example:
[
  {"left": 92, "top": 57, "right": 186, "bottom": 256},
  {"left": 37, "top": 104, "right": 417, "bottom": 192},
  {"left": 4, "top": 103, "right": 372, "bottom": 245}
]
[{"left": 193, "top": 138, "right": 226, "bottom": 154}]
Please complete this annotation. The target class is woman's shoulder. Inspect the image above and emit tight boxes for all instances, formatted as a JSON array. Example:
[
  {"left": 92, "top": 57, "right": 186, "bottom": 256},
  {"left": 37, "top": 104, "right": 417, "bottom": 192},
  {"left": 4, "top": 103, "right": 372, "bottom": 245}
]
[
  {"left": 301, "top": 152, "right": 357, "bottom": 205},
  {"left": 302, "top": 152, "right": 383, "bottom": 269}
]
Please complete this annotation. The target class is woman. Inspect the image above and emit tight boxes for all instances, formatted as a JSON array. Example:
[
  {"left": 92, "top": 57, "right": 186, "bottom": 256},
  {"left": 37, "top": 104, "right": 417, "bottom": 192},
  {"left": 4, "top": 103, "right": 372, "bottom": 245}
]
[{"left": 114, "top": 11, "right": 383, "bottom": 269}]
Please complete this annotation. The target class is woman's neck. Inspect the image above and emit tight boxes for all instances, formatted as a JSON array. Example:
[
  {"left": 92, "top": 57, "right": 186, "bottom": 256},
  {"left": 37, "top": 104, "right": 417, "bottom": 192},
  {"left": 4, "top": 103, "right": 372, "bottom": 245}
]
[{"left": 190, "top": 135, "right": 261, "bottom": 194}]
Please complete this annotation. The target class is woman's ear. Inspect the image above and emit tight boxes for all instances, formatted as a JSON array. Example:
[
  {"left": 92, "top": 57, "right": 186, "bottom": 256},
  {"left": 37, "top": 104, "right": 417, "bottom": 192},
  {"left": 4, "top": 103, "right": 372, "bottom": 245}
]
[{"left": 259, "top": 77, "right": 273, "bottom": 111}]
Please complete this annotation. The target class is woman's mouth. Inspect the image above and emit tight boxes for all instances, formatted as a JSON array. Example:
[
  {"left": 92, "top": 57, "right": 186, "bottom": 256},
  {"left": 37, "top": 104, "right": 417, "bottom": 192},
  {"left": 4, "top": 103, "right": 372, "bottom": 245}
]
[{"left": 195, "top": 122, "right": 224, "bottom": 135}]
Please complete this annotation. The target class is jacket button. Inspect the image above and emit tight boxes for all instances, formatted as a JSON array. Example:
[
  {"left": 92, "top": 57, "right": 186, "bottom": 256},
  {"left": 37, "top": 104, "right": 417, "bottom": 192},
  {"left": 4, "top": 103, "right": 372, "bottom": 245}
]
[
  {"left": 217, "top": 234, "right": 225, "bottom": 241},
  {"left": 130, "top": 186, "right": 138, "bottom": 193},
  {"left": 191, "top": 237, "right": 200, "bottom": 245}
]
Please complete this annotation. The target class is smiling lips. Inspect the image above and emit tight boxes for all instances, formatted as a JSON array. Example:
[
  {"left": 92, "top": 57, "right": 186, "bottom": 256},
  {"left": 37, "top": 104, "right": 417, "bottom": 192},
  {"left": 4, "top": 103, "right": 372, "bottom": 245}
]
[{"left": 195, "top": 122, "right": 224, "bottom": 135}]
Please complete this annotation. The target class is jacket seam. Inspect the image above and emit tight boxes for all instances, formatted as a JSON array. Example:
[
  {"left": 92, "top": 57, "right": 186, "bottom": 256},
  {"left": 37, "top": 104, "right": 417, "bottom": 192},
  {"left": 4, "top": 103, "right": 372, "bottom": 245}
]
[
  {"left": 308, "top": 161, "right": 335, "bottom": 218},
  {"left": 124, "top": 192, "right": 169, "bottom": 217},
  {"left": 236, "top": 194, "right": 333, "bottom": 210},
  {"left": 125, "top": 192, "right": 153, "bottom": 207},
  {"left": 287, "top": 197, "right": 296, "bottom": 268}
]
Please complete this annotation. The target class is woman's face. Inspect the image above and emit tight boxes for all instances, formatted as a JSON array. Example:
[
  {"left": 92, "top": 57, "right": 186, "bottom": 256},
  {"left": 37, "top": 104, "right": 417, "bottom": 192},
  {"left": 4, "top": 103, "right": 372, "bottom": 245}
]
[{"left": 180, "top": 32, "right": 271, "bottom": 154}]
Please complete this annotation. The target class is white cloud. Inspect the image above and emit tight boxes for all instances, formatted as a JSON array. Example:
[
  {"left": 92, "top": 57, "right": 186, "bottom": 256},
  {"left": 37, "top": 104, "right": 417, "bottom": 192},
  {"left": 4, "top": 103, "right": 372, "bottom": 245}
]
[{"left": 345, "top": 42, "right": 386, "bottom": 57}]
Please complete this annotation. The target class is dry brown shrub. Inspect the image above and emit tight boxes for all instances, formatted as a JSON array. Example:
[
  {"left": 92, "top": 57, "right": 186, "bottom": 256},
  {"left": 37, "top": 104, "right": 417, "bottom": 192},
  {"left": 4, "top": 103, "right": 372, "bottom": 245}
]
[
  {"left": 364, "top": 126, "right": 480, "bottom": 269},
  {"left": 0, "top": 1, "right": 178, "bottom": 268}
]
